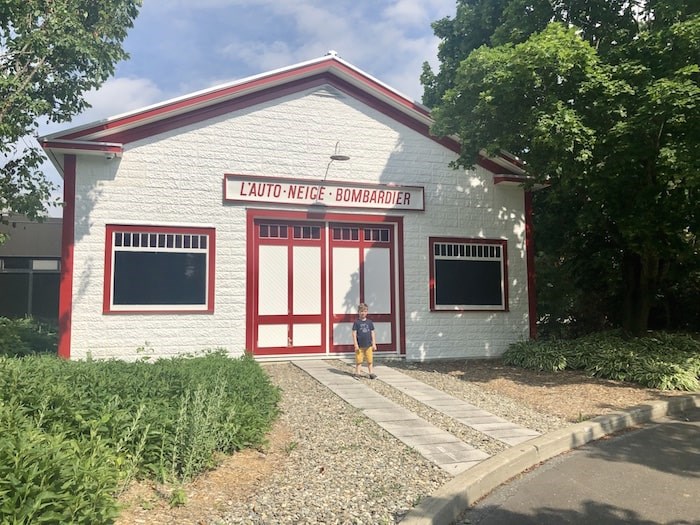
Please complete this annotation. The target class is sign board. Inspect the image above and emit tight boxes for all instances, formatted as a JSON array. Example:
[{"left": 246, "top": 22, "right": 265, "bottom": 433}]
[{"left": 224, "top": 174, "right": 424, "bottom": 211}]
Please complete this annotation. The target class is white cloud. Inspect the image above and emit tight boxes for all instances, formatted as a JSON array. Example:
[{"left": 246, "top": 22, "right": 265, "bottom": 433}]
[{"left": 79, "top": 77, "right": 165, "bottom": 124}]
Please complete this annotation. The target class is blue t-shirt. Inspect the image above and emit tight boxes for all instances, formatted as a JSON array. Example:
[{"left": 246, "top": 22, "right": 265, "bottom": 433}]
[{"left": 352, "top": 318, "right": 375, "bottom": 348}]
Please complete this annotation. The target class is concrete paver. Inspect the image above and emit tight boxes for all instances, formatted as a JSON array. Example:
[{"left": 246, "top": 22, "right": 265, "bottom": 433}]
[
  {"left": 375, "top": 365, "right": 541, "bottom": 446},
  {"left": 293, "top": 360, "right": 492, "bottom": 475}
]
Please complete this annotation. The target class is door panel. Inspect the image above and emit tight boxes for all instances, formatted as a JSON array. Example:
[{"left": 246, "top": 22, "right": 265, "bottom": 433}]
[
  {"left": 331, "top": 247, "right": 360, "bottom": 314},
  {"left": 329, "top": 224, "right": 395, "bottom": 353},
  {"left": 293, "top": 246, "right": 322, "bottom": 315},
  {"left": 363, "top": 246, "right": 391, "bottom": 314},
  {"left": 253, "top": 222, "right": 325, "bottom": 355},
  {"left": 258, "top": 245, "right": 288, "bottom": 315}
]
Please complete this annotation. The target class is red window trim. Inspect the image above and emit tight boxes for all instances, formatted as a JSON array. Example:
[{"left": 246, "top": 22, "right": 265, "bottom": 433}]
[
  {"left": 103, "top": 224, "right": 216, "bottom": 314},
  {"left": 429, "top": 237, "right": 509, "bottom": 312}
]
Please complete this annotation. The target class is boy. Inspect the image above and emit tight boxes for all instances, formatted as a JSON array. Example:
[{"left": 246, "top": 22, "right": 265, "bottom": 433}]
[{"left": 352, "top": 303, "right": 377, "bottom": 379}]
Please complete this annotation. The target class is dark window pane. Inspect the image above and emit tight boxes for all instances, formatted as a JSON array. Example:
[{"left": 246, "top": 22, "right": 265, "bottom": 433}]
[
  {"left": 2, "top": 258, "right": 31, "bottom": 269},
  {"left": 113, "top": 252, "right": 207, "bottom": 306},
  {"left": 115, "top": 233, "right": 123, "bottom": 247},
  {"left": 200, "top": 236, "right": 207, "bottom": 249},
  {"left": 0, "top": 274, "right": 30, "bottom": 316},
  {"left": 31, "top": 273, "right": 60, "bottom": 321},
  {"left": 435, "top": 259, "right": 502, "bottom": 306}
]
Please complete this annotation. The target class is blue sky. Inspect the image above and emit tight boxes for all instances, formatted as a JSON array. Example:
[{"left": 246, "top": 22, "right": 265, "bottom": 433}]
[{"left": 40, "top": 0, "right": 456, "bottom": 214}]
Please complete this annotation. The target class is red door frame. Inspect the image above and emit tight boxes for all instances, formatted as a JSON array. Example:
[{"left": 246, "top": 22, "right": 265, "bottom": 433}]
[{"left": 245, "top": 209, "right": 406, "bottom": 357}]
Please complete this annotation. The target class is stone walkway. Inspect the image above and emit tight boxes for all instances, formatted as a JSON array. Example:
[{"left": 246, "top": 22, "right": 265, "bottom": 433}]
[{"left": 293, "top": 361, "right": 540, "bottom": 475}]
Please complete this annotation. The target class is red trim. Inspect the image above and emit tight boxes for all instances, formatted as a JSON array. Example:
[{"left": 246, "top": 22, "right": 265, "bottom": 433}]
[
  {"left": 103, "top": 225, "right": 216, "bottom": 314},
  {"left": 525, "top": 192, "right": 537, "bottom": 339},
  {"left": 477, "top": 155, "right": 523, "bottom": 176},
  {"left": 57, "top": 155, "right": 76, "bottom": 359},
  {"left": 493, "top": 175, "right": 528, "bottom": 185},
  {"left": 41, "top": 140, "right": 123, "bottom": 155},
  {"left": 396, "top": 218, "right": 406, "bottom": 355},
  {"left": 428, "top": 237, "right": 509, "bottom": 312},
  {"left": 245, "top": 214, "right": 256, "bottom": 353},
  {"left": 57, "top": 58, "right": 430, "bottom": 140},
  {"left": 85, "top": 74, "right": 459, "bottom": 154}
]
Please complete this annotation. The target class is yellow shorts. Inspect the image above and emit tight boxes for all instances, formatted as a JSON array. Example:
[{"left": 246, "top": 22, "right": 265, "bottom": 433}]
[{"left": 355, "top": 346, "right": 373, "bottom": 365}]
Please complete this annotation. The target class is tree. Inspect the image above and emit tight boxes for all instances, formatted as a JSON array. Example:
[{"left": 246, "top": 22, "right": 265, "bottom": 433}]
[
  {"left": 0, "top": 0, "right": 141, "bottom": 231},
  {"left": 423, "top": 0, "right": 700, "bottom": 336}
]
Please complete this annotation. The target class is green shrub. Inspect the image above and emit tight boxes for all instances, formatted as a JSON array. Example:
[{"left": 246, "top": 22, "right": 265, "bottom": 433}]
[
  {"left": 503, "top": 340, "right": 568, "bottom": 371},
  {"left": 0, "top": 317, "right": 57, "bottom": 357},
  {"left": 0, "top": 402, "right": 121, "bottom": 524},
  {"left": 0, "top": 350, "right": 282, "bottom": 523},
  {"left": 504, "top": 331, "right": 700, "bottom": 390}
]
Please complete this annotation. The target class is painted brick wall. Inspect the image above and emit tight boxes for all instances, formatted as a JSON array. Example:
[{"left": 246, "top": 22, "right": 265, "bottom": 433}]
[{"left": 69, "top": 84, "right": 529, "bottom": 361}]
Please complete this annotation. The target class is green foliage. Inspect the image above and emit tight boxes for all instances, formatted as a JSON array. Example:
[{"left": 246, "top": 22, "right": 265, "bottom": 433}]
[
  {"left": 504, "top": 332, "right": 700, "bottom": 390},
  {"left": 0, "top": 0, "right": 141, "bottom": 221},
  {"left": 424, "top": 0, "right": 700, "bottom": 335},
  {"left": 0, "top": 351, "right": 281, "bottom": 523},
  {"left": 0, "top": 403, "right": 121, "bottom": 524},
  {"left": 0, "top": 317, "right": 57, "bottom": 357}
]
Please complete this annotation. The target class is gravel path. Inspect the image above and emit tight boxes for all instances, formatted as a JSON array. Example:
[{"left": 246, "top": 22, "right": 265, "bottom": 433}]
[{"left": 220, "top": 361, "right": 570, "bottom": 524}]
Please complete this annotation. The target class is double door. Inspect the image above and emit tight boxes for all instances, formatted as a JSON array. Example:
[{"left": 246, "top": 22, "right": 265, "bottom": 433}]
[{"left": 249, "top": 219, "right": 396, "bottom": 356}]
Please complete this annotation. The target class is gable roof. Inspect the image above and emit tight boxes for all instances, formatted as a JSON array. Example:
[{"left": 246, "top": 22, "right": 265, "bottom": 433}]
[{"left": 40, "top": 53, "right": 524, "bottom": 177}]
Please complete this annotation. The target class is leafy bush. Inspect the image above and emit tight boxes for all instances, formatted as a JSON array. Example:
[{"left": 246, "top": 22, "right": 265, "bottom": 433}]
[
  {"left": 503, "top": 331, "right": 700, "bottom": 390},
  {"left": 0, "top": 317, "right": 57, "bottom": 357},
  {"left": 0, "top": 402, "right": 121, "bottom": 524},
  {"left": 0, "top": 350, "right": 281, "bottom": 523}
]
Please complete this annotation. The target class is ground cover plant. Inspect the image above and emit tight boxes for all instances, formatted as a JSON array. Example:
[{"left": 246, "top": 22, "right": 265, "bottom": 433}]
[
  {"left": 504, "top": 332, "right": 700, "bottom": 391},
  {"left": 0, "top": 317, "right": 57, "bottom": 357},
  {"left": 0, "top": 350, "right": 280, "bottom": 524}
]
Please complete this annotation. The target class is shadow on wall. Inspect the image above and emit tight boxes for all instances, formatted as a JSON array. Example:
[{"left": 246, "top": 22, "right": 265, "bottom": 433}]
[{"left": 327, "top": 115, "right": 530, "bottom": 360}]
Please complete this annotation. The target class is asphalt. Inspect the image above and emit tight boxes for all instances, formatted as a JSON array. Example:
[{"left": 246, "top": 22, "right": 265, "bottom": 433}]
[
  {"left": 293, "top": 360, "right": 700, "bottom": 525},
  {"left": 460, "top": 407, "right": 700, "bottom": 525}
]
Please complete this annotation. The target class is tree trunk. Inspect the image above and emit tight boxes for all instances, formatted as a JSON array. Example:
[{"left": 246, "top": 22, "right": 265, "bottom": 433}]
[{"left": 621, "top": 251, "right": 661, "bottom": 336}]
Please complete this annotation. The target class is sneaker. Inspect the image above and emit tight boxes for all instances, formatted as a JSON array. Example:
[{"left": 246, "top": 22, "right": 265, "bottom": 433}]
[{"left": 369, "top": 374, "right": 377, "bottom": 380}]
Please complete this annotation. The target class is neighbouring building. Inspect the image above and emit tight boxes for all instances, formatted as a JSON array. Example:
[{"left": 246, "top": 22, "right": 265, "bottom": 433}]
[
  {"left": 40, "top": 53, "right": 535, "bottom": 361},
  {"left": 0, "top": 215, "right": 62, "bottom": 323}
]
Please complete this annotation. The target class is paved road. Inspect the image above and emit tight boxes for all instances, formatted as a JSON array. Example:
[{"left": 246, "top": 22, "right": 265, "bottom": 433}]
[{"left": 460, "top": 407, "right": 700, "bottom": 525}]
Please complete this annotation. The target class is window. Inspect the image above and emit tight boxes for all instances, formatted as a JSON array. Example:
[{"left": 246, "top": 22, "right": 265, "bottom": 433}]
[
  {"left": 429, "top": 238, "right": 507, "bottom": 311},
  {"left": 0, "top": 257, "right": 60, "bottom": 321},
  {"left": 104, "top": 225, "right": 215, "bottom": 313}
]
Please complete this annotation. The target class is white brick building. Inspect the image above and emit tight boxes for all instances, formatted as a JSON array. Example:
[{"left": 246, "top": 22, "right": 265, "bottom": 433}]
[{"left": 41, "top": 54, "right": 535, "bottom": 361}]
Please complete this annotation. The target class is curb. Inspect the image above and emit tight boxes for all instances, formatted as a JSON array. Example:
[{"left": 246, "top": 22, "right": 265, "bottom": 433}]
[{"left": 400, "top": 394, "right": 700, "bottom": 525}]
